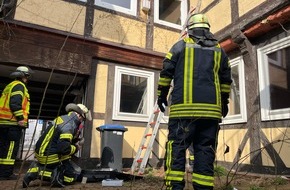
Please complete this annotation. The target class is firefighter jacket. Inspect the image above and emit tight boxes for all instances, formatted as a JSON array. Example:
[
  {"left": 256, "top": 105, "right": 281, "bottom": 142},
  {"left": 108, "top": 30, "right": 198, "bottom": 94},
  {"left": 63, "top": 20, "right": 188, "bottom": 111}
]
[
  {"left": 34, "top": 112, "right": 81, "bottom": 165},
  {"left": 0, "top": 80, "right": 30, "bottom": 126},
  {"left": 158, "top": 37, "right": 232, "bottom": 119}
]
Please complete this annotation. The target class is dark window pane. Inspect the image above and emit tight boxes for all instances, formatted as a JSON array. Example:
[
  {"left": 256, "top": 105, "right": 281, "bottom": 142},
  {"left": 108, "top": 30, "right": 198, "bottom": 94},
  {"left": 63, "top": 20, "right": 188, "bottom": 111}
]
[
  {"left": 229, "top": 65, "right": 241, "bottom": 115},
  {"left": 120, "top": 74, "right": 147, "bottom": 114},
  {"left": 159, "top": 0, "right": 181, "bottom": 25},
  {"left": 268, "top": 46, "right": 290, "bottom": 109}
]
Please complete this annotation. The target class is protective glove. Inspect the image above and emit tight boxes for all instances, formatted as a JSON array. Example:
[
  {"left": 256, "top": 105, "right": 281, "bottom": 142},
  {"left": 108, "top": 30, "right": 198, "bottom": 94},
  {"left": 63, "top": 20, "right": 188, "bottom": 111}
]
[
  {"left": 157, "top": 86, "right": 170, "bottom": 112},
  {"left": 157, "top": 96, "right": 168, "bottom": 112},
  {"left": 222, "top": 103, "right": 228, "bottom": 118},
  {"left": 221, "top": 93, "right": 229, "bottom": 118}
]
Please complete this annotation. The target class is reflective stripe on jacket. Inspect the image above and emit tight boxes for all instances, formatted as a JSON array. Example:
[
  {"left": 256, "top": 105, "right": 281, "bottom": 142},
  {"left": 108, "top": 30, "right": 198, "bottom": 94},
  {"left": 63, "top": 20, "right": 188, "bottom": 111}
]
[
  {"left": 0, "top": 80, "right": 30, "bottom": 126},
  {"left": 34, "top": 112, "right": 79, "bottom": 164},
  {"left": 158, "top": 37, "right": 232, "bottom": 119}
]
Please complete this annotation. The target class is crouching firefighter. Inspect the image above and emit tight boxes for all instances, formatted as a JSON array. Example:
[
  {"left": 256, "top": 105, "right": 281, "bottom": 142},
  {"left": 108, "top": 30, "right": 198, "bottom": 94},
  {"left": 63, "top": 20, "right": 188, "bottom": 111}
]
[{"left": 23, "top": 103, "right": 92, "bottom": 188}]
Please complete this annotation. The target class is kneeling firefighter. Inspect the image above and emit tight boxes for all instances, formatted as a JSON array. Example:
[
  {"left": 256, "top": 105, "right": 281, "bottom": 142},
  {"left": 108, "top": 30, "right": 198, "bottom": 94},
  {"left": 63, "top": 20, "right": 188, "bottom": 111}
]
[{"left": 23, "top": 103, "right": 92, "bottom": 188}]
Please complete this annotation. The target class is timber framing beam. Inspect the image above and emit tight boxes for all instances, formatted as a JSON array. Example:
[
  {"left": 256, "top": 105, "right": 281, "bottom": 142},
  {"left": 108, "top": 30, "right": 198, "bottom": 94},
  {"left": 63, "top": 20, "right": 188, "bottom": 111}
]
[{"left": 0, "top": 20, "right": 165, "bottom": 74}]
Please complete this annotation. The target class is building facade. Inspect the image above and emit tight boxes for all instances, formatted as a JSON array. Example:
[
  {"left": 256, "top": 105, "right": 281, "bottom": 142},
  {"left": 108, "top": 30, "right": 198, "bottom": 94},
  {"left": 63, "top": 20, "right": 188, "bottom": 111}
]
[{"left": 0, "top": 0, "right": 290, "bottom": 175}]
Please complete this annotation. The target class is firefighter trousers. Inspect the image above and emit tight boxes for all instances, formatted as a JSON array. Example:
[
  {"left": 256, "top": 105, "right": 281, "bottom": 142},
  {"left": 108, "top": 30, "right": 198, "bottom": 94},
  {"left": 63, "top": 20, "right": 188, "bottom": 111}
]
[
  {"left": 23, "top": 159, "right": 77, "bottom": 187},
  {"left": 0, "top": 126, "right": 23, "bottom": 178},
  {"left": 164, "top": 118, "right": 219, "bottom": 190}
]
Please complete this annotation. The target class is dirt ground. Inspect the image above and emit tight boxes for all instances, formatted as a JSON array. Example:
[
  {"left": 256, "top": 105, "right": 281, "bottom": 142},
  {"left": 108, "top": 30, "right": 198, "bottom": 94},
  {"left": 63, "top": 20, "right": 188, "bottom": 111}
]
[{"left": 1, "top": 168, "right": 290, "bottom": 190}]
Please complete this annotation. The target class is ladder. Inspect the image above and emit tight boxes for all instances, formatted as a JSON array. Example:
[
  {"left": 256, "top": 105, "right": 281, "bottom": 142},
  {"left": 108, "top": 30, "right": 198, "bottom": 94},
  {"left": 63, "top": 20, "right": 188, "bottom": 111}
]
[
  {"left": 130, "top": 4, "right": 200, "bottom": 175},
  {"left": 131, "top": 101, "right": 164, "bottom": 175}
]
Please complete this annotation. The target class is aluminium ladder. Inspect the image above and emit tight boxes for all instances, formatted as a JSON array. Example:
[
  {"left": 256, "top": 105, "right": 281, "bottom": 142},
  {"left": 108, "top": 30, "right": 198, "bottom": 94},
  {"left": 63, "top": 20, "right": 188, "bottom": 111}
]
[{"left": 130, "top": 101, "right": 164, "bottom": 175}]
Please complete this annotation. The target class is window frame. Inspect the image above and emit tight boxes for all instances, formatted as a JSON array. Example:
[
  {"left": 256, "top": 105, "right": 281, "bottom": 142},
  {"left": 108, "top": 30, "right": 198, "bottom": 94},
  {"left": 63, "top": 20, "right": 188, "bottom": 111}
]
[
  {"left": 221, "top": 56, "right": 247, "bottom": 124},
  {"left": 257, "top": 35, "right": 290, "bottom": 121},
  {"left": 113, "top": 66, "right": 155, "bottom": 122},
  {"left": 95, "top": 0, "right": 137, "bottom": 16},
  {"left": 154, "top": 0, "right": 188, "bottom": 30}
]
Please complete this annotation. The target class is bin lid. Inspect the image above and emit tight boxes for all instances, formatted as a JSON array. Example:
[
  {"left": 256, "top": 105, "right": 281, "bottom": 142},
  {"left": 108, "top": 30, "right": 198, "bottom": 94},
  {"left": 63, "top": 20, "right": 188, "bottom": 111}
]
[{"left": 96, "top": 124, "right": 128, "bottom": 132}]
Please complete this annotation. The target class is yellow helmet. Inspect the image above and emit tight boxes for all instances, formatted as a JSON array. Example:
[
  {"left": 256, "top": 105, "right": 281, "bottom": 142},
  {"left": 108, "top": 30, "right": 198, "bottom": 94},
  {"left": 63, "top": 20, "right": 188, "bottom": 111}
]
[{"left": 187, "top": 14, "right": 210, "bottom": 29}]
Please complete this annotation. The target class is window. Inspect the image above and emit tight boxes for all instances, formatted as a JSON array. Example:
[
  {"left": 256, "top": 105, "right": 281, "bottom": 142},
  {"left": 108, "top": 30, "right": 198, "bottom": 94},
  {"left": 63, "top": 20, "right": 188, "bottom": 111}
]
[
  {"left": 154, "top": 0, "right": 188, "bottom": 30},
  {"left": 257, "top": 36, "right": 290, "bottom": 121},
  {"left": 95, "top": 0, "right": 137, "bottom": 16},
  {"left": 222, "top": 57, "right": 247, "bottom": 124},
  {"left": 113, "top": 66, "right": 155, "bottom": 122}
]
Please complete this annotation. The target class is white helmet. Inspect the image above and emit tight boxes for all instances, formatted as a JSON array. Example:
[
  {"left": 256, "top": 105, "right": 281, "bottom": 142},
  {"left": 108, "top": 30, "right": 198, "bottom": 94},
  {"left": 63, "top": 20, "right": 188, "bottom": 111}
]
[
  {"left": 65, "top": 103, "right": 92, "bottom": 121},
  {"left": 10, "top": 66, "right": 34, "bottom": 78}
]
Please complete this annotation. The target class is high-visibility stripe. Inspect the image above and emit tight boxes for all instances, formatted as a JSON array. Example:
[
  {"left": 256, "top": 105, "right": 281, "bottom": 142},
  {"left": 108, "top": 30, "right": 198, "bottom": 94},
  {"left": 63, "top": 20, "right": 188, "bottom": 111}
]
[
  {"left": 54, "top": 117, "right": 64, "bottom": 125},
  {"left": 165, "top": 140, "right": 173, "bottom": 172},
  {"left": 60, "top": 133, "right": 73, "bottom": 140},
  {"left": 189, "top": 155, "right": 194, "bottom": 160},
  {"left": 158, "top": 77, "right": 172, "bottom": 86},
  {"left": 64, "top": 176, "right": 74, "bottom": 183},
  {"left": 165, "top": 170, "right": 184, "bottom": 181},
  {"left": 184, "top": 42, "right": 195, "bottom": 104},
  {"left": 7, "top": 141, "right": 15, "bottom": 159},
  {"left": 170, "top": 103, "right": 222, "bottom": 118},
  {"left": 39, "top": 126, "right": 55, "bottom": 156},
  {"left": 0, "top": 139, "right": 15, "bottom": 165},
  {"left": 192, "top": 172, "right": 214, "bottom": 186},
  {"left": 39, "top": 170, "right": 52, "bottom": 177},
  {"left": 165, "top": 181, "right": 173, "bottom": 190},
  {"left": 70, "top": 145, "right": 76, "bottom": 154},
  {"left": 165, "top": 52, "right": 173, "bottom": 60},
  {"left": 35, "top": 153, "right": 60, "bottom": 164},
  {"left": 28, "top": 167, "right": 39, "bottom": 173},
  {"left": 184, "top": 42, "right": 189, "bottom": 103},
  {"left": 221, "top": 84, "right": 231, "bottom": 93},
  {"left": 0, "top": 158, "right": 14, "bottom": 165},
  {"left": 214, "top": 44, "right": 221, "bottom": 105},
  {"left": 171, "top": 103, "right": 221, "bottom": 111},
  {"left": 170, "top": 112, "right": 221, "bottom": 119}
]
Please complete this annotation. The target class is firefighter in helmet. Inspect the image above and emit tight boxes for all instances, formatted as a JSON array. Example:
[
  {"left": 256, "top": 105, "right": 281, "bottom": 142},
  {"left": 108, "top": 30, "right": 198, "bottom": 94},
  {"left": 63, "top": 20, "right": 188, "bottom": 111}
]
[
  {"left": 157, "top": 13, "right": 232, "bottom": 190},
  {"left": 0, "top": 66, "right": 33, "bottom": 180},
  {"left": 23, "top": 103, "right": 92, "bottom": 188}
]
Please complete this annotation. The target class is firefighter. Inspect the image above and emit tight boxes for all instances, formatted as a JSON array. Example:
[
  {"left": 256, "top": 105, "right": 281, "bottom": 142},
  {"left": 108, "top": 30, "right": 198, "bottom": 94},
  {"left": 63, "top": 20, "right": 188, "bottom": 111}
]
[
  {"left": 22, "top": 103, "right": 92, "bottom": 188},
  {"left": 0, "top": 66, "right": 33, "bottom": 180},
  {"left": 157, "top": 13, "right": 232, "bottom": 190}
]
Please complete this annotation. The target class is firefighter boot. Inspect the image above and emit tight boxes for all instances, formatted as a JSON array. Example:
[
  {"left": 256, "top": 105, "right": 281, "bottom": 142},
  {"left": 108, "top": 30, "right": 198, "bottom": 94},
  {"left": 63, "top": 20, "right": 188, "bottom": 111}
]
[
  {"left": 51, "top": 166, "right": 65, "bottom": 188},
  {"left": 23, "top": 162, "right": 40, "bottom": 188},
  {"left": 23, "top": 170, "right": 39, "bottom": 188}
]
